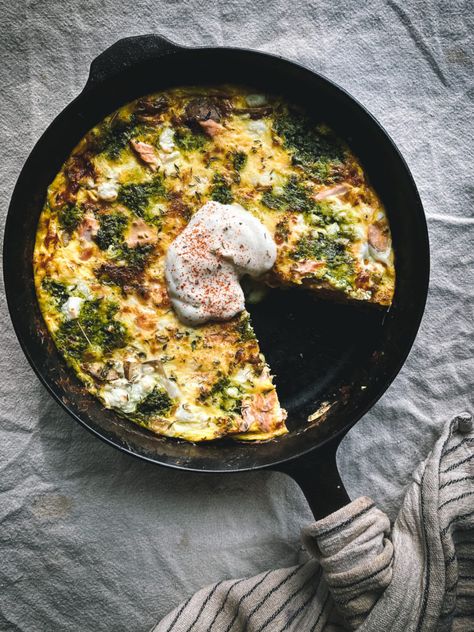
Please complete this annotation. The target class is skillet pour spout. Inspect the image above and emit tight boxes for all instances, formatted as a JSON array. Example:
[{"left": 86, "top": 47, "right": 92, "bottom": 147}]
[{"left": 3, "top": 33, "right": 429, "bottom": 519}]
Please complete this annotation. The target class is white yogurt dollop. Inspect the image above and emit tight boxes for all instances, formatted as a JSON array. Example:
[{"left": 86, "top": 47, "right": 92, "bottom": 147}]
[{"left": 165, "top": 201, "right": 277, "bottom": 325}]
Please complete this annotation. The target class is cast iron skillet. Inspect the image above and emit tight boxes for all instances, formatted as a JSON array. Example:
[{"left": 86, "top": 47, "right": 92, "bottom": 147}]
[{"left": 3, "top": 34, "right": 429, "bottom": 519}]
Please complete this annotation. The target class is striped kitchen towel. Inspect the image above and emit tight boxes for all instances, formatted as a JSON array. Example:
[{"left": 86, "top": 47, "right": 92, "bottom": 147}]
[{"left": 153, "top": 413, "right": 474, "bottom": 631}]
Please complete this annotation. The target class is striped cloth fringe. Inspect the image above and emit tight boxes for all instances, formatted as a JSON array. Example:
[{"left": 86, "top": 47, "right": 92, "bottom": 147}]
[{"left": 153, "top": 413, "right": 474, "bottom": 632}]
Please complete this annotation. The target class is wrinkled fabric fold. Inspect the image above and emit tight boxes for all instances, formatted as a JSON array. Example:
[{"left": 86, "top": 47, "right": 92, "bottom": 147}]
[
  {"left": 302, "top": 498, "right": 393, "bottom": 627},
  {"left": 154, "top": 413, "right": 474, "bottom": 631}
]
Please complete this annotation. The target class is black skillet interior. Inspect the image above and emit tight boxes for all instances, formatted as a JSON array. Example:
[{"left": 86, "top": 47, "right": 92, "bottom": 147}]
[{"left": 3, "top": 35, "right": 429, "bottom": 477}]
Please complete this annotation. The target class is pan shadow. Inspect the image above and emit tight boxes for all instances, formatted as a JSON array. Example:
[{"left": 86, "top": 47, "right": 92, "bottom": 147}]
[
  {"left": 35, "top": 390, "right": 311, "bottom": 541},
  {"left": 247, "top": 288, "right": 385, "bottom": 417}
]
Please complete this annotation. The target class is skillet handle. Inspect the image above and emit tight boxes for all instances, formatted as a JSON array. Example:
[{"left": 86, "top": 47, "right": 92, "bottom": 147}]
[
  {"left": 275, "top": 436, "right": 350, "bottom": 520},
  {"left": 85, "top": 34, "right": 184, "bottom": 89}
]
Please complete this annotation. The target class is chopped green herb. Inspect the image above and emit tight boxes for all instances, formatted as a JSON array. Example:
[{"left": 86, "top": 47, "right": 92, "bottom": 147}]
[
  {"left": 292, "top": 233, "right": 354, "bottom": 281},
  {"left": 302, "top": 199, "right": 339, "bottom": 227},
  {"left": 310, "top": 160, "right": 334, "bottom": 183},
  {"left": 118, "top": 176, "right": 166, "bottom": 217},
  {"left": 42, "top": 278, "right": 69, "bottom": 306},
  {"left": 58, "top": 204, "right": 83, "bottom": 233},
  {"left": 210, "top": 173, "right": 233, "bottom": 204},
  {"left": 100, "top": 114, "right": 141, "bottom": 160},
  {"left": 95, "top": 213, "right": 128, "bottom": 250},
  {"left": 223, "top": 397, "right": 242, "bottom": 414},
  {"left": 232, "top": 151, "right": 247, "bottom": 172},
  {"left": 201, "top": 375, "right": 242, "bottom": 414},
  {"left": 273, "top": 109, "right": 344, "bottom": 182},
  {"left": 261, "top": 190, "right": 282, "bottom": 210},
  {"left": 136, "top": 386, "right": 173, "bottom": 417},
  {"left": 56, "top": 319, "right": 89, "bottom": 358},
  {"left": 262, "top": 176, "right": 314, "bottom": 213},
  {"left": 209, "top": 376, "right": 230, "bottom": 397},
  {"left": 117, "top": 243, "right": 154, "bottom": 269},
  {"left": 237, "top": 314, "right": 256, "bottom": 342},
  {"left": 287, "top": 178, "right": 311, "bottom": 207},
  {"left": 142, "top": 209, "right": 163, "bottom": 228},
  {"left": 55, "top": 299, "right": 128, "bottom": 359},
  {"left": 292, "top": 233, "right": 344, "bottom": 263},
  {"left": 175, "top": 127, "right": 208, "bottom": 151}
]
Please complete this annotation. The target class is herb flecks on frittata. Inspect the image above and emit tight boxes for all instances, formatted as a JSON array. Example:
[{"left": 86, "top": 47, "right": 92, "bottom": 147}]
[
  {"left": 58, "top": 204, "right": 84, "bottom": 233},
  {"left": 42, "top": 278, "right": 69, "bottom": 306},
  {"left": 99, "top": 113, "right": 142, "bottom": 160},
  {"left": 273, "top": 108, "right": 344, "bottom": 183},
  {"left": 175, "top": 127, "right": 208, "bottom": 152},
  {"left": 55, "top": 299, "right": 128, "bottom": 360},
  {"left": 292, "top": 233, "right": 355, "bottom": 283},
  {"left": 95, "top": 213, "right": 128, "bottom": 250},
  {"left": 262, "top": 176, "right": 314, "bottom": 213},
  {"left": 201, "top": 374, "right": 243, "bottom": 415},
  {"left": 210, "top": 173, "right": 234, "bottom": 204},
  {"left": 118, "top": 176, "right": 166, "bottom": 218},
  {"left": 232, "top": 151, "right": 248, "bottom": 172},
  {"left": 136, "top": 386, "right": 174, "bottom": 417},
  {"left": 237, "top": 313, "right": 256, "bottom": 342}
]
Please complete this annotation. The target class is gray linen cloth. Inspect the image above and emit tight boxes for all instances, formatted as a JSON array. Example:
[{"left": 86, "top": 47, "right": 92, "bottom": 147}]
[
  {"left": 1, "top": 1, "right": 473, "bottom": 630},
  {"left": 154, "top": 413, "right": 474, "bottom": 631}
]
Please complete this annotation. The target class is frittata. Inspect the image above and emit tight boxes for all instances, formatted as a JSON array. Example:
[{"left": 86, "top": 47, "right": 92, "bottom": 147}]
[{"left": 33, "top": 86, "right": 395, "bottom": 442}]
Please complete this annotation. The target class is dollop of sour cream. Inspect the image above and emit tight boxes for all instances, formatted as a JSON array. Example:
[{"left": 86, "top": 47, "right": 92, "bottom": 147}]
[{"left": 165, "top": 201, "right": 277, "bottom": 325}]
